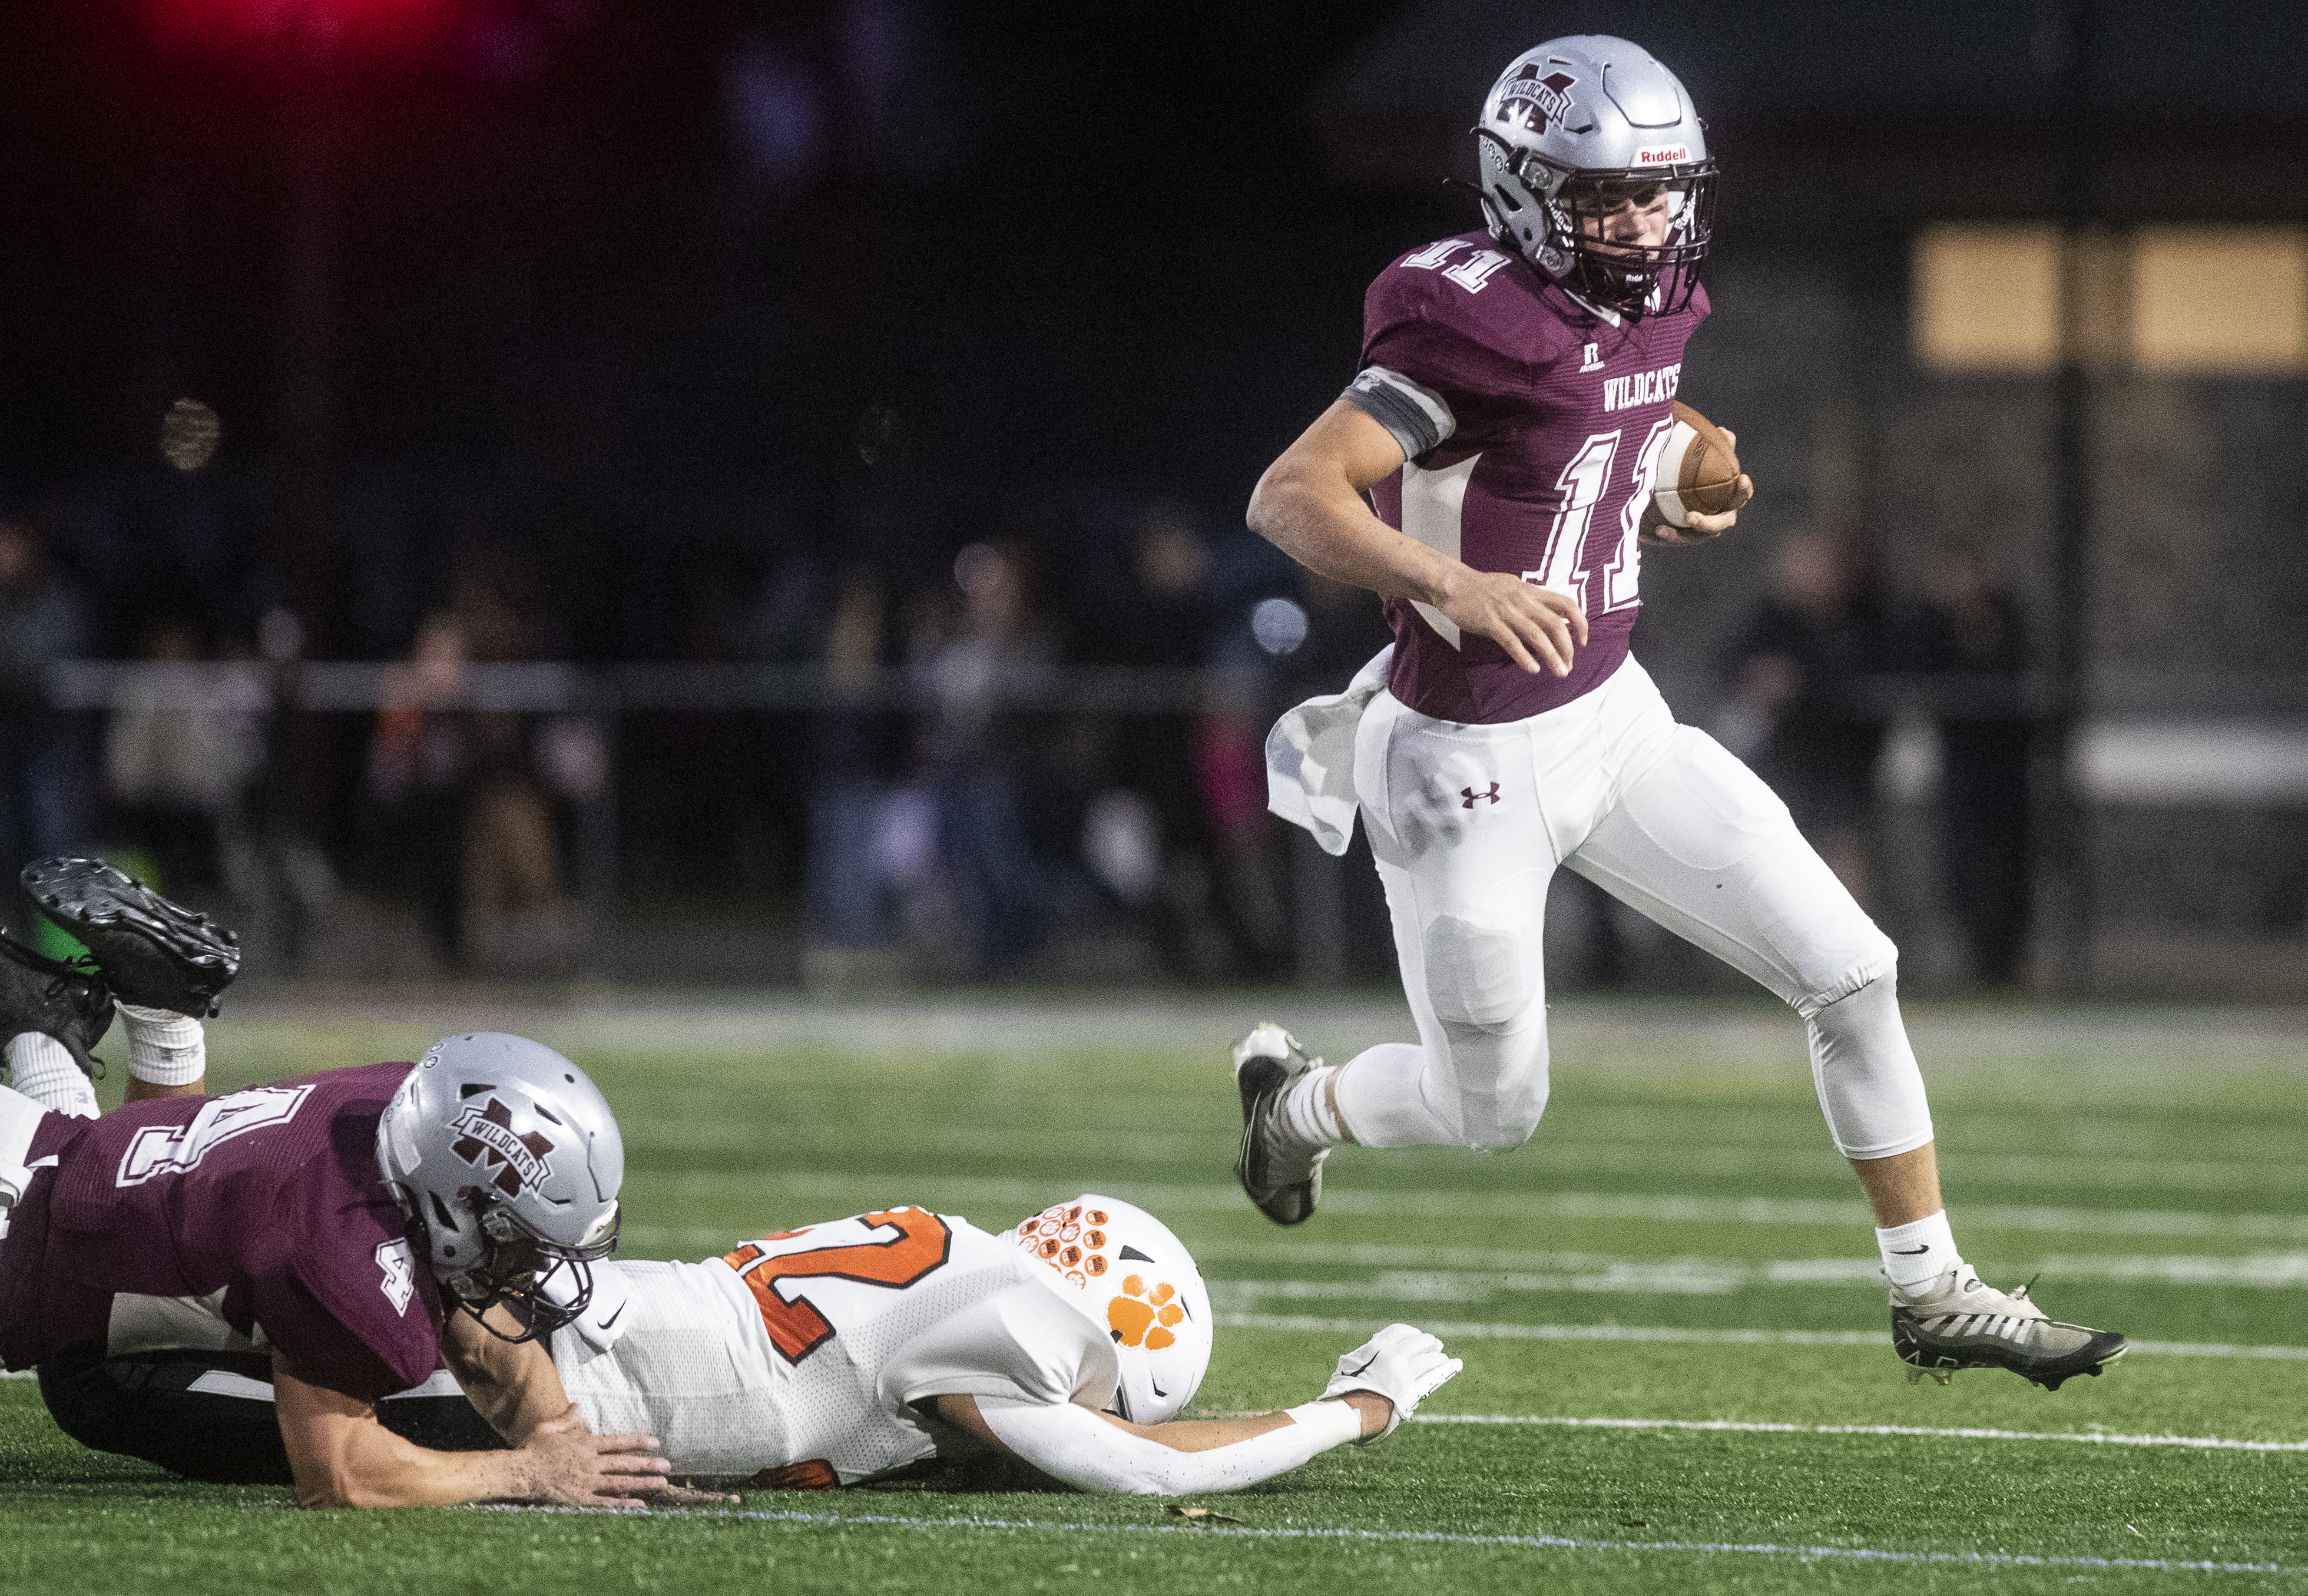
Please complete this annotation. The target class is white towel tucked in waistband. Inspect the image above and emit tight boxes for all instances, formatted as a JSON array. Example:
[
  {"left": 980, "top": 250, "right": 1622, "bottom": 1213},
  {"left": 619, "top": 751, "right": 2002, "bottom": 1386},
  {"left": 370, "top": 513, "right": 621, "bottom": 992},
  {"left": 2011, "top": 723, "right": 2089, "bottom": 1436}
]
[{"left": 1264, "top": 645, "right": 1392, "bottom": 857}]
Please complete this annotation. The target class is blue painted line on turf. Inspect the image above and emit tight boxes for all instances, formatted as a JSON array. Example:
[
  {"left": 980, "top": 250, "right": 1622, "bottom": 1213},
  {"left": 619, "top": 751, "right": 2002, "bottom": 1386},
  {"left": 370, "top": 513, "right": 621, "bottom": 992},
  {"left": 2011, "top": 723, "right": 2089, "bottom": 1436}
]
[
  {"left": 489, "top": 1505, "right": 2306, "bottom": 1577},
  {"left": 1218, "top": 1312, "right": 2308, "bottom": 1360},
  {"left": 1411, "top": 1413, "right": 2308, "bottom": 1452}
]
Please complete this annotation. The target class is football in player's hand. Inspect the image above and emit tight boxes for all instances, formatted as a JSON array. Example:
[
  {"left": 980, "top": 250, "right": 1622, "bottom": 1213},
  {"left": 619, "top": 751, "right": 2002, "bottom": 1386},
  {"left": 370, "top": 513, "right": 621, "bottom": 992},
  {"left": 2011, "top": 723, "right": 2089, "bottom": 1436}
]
[{"left": 1650, "top": 402, "right": 1743, "bottom": 528}]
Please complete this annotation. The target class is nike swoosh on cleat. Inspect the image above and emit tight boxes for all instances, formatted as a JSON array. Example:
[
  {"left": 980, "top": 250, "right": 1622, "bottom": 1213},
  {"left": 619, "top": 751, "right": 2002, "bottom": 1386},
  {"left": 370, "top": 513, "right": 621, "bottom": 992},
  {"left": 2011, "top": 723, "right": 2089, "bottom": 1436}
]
[{"left": 1890, "top": 1246, "right": 1932, "bottom": 1254}]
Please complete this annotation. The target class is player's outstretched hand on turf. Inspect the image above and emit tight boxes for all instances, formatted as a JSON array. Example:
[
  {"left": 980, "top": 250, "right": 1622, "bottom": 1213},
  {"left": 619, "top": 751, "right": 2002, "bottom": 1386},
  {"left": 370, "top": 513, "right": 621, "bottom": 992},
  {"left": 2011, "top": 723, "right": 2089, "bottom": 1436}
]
[
  {"left": 519, "top": 1403, "right": 677, "bottom": 1508},
  {"left": 1323, "top": 1323, "right": 1463, "bottom": 1442},
  {"left": 1433, "top": 566, "right": 1590, "bottom": 677}
]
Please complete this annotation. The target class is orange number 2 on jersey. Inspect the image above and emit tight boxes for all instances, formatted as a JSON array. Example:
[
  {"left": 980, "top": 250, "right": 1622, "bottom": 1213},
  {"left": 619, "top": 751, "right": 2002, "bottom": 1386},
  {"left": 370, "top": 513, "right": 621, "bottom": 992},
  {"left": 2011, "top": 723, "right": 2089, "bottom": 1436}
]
[{"left": 723, "top": 1208, "right": 955, "bottom": 1364}]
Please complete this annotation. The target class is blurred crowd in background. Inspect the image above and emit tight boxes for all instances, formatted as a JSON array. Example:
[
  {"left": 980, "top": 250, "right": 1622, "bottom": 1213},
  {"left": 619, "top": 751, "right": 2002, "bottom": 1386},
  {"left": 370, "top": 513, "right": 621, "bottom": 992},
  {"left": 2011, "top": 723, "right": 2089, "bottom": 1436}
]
[{"left": 0, "top": 468, "right": 2039, "bottom": 993}]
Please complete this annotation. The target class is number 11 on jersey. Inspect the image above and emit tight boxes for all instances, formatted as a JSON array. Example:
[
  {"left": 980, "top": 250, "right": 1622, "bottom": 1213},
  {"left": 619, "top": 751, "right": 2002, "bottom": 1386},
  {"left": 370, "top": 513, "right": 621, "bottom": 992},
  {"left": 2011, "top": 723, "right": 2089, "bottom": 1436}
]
[{"left": 1525, "top": 416, "right": 1674, "bottom": 615}]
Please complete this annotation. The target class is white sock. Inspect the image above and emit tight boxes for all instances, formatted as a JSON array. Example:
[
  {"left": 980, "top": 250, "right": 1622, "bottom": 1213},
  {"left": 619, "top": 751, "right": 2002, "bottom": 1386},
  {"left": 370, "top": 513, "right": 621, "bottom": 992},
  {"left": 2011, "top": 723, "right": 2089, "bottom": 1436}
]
[
  {"left": 1328, "top": 1042, "right": 1456, "bottom": 1148},
  {"left": 5, "top": 1032, "right": 98, "bottom": 1120},
  {"left": 120, "top": 1003, "right": 206, "bottom": 1087},
  {"left": 1281, "top": 1065, "right": 1353, "bottom": 1146},
  {"left": 1876, "top": 1209, "right": 1964, "bottom": 1293}
]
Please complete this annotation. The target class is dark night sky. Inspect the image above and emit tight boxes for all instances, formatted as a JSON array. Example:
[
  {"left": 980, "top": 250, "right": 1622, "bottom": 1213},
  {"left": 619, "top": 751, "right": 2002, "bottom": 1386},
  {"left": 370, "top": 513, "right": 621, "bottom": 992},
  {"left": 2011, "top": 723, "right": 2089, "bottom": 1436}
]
[{"left": 0, "top": 2, "right": 1435, "bottom": 505}]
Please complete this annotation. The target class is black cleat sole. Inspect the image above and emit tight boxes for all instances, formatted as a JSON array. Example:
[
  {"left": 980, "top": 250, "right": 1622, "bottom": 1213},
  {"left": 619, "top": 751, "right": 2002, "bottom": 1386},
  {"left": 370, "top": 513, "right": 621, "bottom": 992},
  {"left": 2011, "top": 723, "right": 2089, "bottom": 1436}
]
[{"left": 23, "top": 857, "right": 241, "bottom": 1017}]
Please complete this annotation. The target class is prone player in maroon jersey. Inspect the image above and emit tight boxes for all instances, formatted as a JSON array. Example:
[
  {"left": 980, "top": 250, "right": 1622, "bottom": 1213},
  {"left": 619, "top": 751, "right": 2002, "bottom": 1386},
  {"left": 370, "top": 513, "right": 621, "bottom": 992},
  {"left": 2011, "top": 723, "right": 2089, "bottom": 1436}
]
[
  {"left": 1234, "top": 38, "right": 2124, "bottom": 1392},
  {"left": 0, "top": 857, "right": 681, "bottom": 1505}
]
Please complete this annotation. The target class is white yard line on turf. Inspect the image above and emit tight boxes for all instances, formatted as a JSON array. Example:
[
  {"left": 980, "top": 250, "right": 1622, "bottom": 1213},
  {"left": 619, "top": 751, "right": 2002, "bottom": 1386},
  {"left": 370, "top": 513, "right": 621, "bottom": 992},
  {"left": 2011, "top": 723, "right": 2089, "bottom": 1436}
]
[
  {"left": 482, "top": 1504, "right": 2306, "bottom": 1578},
  {"left": 1217, "top": 1312, "right": 2308, "bottom": 1360},
  {"left": 1411, "top": 1413, "right": 2308, "bottom": 1452},
  {"left": 674, "top": 1174, "right": 2308, "bottom": 1243},
  {"left": 1204, "top": 1252, "right": 2308, "bottom": 1300}
]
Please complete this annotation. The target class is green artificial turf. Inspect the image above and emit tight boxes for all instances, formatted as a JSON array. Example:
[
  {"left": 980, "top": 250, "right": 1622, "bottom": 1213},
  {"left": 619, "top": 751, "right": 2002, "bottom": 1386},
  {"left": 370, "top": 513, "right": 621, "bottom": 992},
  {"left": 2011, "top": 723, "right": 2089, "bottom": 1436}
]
[{"left": 1, "top": 995, "right": 2303, "bottom": 1594}]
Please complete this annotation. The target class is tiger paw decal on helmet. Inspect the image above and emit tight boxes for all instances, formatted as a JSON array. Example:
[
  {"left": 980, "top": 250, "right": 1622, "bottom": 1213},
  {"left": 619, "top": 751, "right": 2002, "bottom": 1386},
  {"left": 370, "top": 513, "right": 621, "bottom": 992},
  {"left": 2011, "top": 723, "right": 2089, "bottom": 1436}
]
[{"left": 1108, "top": 1275, "right": 1186, "bottom": 1350}]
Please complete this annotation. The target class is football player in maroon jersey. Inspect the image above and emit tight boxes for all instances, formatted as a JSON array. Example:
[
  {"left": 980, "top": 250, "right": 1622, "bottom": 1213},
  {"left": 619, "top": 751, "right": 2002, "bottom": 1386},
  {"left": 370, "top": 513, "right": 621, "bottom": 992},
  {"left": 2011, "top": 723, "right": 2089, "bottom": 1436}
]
[
  {"left": 0, "top": 859, "right": 681, "bottom": 1505},
  {"left": 1235, "top": 38, "right": 2124, "bottom": 1392}
]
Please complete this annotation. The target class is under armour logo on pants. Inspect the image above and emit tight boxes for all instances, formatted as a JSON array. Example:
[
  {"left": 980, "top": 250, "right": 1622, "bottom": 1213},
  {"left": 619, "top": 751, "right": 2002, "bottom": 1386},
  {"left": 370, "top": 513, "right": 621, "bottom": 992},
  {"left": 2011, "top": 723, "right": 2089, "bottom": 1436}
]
[{"left": 1461, "top": 783, "right": 1501, "bottom": 809}]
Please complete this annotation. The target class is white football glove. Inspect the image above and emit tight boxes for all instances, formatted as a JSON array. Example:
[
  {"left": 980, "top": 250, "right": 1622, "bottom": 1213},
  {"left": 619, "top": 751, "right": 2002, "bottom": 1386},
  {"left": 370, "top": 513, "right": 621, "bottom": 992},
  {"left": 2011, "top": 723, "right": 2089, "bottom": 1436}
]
[{"left": 1322, "top": 1322, "right": 1462, "bottom": 1441}]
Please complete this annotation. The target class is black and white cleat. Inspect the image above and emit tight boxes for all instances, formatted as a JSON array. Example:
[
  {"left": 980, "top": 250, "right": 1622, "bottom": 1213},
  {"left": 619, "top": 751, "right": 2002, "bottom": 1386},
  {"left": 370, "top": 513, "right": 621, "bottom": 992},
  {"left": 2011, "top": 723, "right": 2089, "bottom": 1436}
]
[
  {"left": 1890, "top": 1269, "right": 2127, "bottom": 1392},
  {"left": 22, "top": 857, "right": 241, "bottom": 1018},
  {"left": 1233, "top": 1022, "right": 1329, "bottom": 1227}
]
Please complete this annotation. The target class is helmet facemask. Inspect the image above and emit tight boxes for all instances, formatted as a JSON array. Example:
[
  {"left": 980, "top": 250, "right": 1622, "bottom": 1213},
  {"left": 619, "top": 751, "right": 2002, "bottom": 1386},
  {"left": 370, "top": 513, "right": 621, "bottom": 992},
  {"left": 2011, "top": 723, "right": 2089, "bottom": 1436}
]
[
  {"left": 1482, "top": 132, "right": 1716, "bottom": 317},
  {"left": 422, "top": 1188, "right": 621, "bottom": 1343}
]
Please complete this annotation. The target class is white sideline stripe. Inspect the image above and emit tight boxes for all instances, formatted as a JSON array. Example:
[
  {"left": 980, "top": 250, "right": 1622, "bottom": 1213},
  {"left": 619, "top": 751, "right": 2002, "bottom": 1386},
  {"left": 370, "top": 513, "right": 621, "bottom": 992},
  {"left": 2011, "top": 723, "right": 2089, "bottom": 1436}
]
[
  {"left": 1410, "top": 1413, "right": 2308, "bottom": 1452},
  {"left": 1217, "top": 1312, "right": 2308, "bottom": 1360},
  {"left": 481, "top": 1505, "right": 2307, "bottom": 1578},
  {"left": 670, "top": 1175, "right": 2308, "bottom": 1244}
]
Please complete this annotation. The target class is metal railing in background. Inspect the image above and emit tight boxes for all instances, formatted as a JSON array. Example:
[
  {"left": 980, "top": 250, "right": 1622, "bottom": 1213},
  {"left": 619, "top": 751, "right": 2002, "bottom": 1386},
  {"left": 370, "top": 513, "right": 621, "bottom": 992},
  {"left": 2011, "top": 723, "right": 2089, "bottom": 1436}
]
[{"left": 41, "top": 660, "right": 2308, "bottom": 989}]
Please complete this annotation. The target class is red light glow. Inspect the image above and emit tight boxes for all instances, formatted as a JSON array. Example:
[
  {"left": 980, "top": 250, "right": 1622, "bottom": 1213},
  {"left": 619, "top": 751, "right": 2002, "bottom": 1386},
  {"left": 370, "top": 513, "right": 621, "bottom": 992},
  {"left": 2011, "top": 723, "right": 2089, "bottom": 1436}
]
[{"left": 150, "top": 0, "right": 459, "bottom": 58}]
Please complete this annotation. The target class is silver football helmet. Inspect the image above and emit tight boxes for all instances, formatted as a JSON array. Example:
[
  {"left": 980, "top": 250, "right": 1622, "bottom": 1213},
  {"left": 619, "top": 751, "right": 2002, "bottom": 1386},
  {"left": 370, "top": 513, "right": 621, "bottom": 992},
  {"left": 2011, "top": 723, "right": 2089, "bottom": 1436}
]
[
  {"left": 1014, "top": 1194, "right": 1213, "bottom": 1424},
  {"left": 376, "top": 1032, "right": 624, "bottom": 1341},
  {"left": 1473, "top": 35, "right": 1716, "bottom": 317}
]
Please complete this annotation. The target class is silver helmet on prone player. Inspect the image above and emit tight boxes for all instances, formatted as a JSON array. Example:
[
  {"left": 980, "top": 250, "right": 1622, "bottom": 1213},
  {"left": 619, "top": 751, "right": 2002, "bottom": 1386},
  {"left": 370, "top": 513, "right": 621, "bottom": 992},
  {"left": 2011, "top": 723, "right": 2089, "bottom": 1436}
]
[
  {"left": 1473, "top": 35, "right": 1716, "bottom": 317},
  {"left": 376, "top": 1032, "right": 624, "bottom": 1340},
  {"left": 1014, "top": 1194, "right": 1213, "bottom": 1425}
]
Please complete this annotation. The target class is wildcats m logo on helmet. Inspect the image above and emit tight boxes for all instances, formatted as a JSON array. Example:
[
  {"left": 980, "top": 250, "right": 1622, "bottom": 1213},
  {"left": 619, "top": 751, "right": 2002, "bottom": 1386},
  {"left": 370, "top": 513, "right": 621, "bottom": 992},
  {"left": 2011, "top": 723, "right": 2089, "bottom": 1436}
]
[
  {"left": 449, "top": 1097, "right": 555, "bottom": 1198},
  {"left": 1498, "top": 64, "right": 1577, "bottom": 132}
]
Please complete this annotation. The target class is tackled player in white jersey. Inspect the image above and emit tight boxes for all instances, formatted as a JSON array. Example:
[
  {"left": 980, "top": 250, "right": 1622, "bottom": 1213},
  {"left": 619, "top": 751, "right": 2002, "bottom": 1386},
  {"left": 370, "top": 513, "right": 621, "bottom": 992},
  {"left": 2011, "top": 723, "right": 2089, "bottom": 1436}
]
[
  {"left": 545, "top": 1196, "right": 1458, "bottom": 1494},
  {"left": 1239, "top": 35, "right": 2124, "bottom": 1393}
]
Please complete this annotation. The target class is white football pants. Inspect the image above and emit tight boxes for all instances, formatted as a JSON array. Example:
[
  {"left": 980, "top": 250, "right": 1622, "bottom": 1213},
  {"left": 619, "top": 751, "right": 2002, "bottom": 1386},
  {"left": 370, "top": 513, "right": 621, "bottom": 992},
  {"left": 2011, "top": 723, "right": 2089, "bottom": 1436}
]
[{"left": 1336, "top": 657, "right": 1933, "bottom": 1161}]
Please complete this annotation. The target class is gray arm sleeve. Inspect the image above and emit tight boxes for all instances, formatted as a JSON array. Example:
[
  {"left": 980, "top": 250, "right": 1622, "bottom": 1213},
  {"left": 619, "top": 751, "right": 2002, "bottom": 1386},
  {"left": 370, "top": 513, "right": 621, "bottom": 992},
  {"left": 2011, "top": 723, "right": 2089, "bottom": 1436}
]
[{"left": 1340, "top": 366, "right": 1456, "bottom": 460}]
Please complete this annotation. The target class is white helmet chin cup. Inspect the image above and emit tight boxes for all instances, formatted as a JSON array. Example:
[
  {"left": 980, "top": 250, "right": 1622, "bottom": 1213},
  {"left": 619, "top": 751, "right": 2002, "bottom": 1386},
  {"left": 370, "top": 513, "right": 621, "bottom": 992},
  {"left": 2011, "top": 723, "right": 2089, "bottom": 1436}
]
[
  {"left": 375, "top": 1032, "right": 625, "bottom": 1326},
  {"left": 1475, "top": 34, "right": 1716, "bottom": 314},
  {"left": 1014, "top": 1194, "right": 1213, "bottom": 1424}
]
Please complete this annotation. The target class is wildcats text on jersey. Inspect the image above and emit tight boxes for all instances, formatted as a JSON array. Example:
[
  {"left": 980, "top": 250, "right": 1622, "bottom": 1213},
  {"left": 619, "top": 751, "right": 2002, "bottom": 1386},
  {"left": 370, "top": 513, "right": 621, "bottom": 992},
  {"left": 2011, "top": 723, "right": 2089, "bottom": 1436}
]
[{"left": 1603, "top": 363, "right": 1681, "bottom": 412}]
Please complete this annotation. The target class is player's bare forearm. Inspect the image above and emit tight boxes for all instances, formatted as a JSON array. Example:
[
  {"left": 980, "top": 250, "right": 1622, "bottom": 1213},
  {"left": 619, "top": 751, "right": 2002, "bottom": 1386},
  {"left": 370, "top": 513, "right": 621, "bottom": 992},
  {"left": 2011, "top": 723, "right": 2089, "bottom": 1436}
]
[
  {"left": 1249, "top": 405, "right": 1451, "bottom": 598},
  {"left": 444, "top": 1305, "right": 575, "bottom": 1444},
  {"left": 122, "top": 1078, "right": 204, "bottom": 1103},
  {"left": 274, "top": 1357, "right": 671, "bottom": 1509},
  {"left": 1250, "top": 401, "right": 1588, "bottom": 677}
]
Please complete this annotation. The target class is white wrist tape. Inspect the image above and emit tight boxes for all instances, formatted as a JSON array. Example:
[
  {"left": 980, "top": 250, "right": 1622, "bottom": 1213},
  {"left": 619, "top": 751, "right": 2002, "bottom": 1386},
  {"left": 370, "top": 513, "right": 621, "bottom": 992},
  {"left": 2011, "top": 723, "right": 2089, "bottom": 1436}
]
[
  {"left": 1284, "top": 1399, "right": 1363, "bottom": 1452},
  {"left": 120, "top": 1004, "right": 207, "bottom": 1087}
]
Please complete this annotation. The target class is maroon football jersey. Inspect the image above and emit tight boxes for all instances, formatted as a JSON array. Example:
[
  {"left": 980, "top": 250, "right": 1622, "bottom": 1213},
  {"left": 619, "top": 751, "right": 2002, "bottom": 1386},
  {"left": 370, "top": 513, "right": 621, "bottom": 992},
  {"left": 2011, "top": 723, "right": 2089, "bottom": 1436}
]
[
  {"left": 1341, "top": 231, "right": 1710, "bottom": 724},
  {"left": 0, "top": 1061, "right": 444, "bottom": 1401}
]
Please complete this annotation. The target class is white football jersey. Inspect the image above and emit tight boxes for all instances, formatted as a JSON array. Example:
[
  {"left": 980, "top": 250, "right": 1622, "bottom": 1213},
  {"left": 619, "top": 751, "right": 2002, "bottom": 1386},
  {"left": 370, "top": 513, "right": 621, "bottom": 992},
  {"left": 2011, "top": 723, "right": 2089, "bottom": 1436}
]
[{"left": 551, "top": 1208, "right": 1117, "bottom": 1482}]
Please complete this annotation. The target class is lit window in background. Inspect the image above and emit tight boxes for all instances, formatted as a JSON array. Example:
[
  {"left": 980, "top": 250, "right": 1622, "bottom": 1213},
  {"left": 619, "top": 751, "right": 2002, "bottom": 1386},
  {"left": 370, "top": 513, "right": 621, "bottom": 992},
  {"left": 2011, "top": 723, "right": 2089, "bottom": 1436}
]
[
  {"left": 2131, "top": 228, "right": 2308, "bottom": 375},
  {"left": 1910, "top": 224, "right": 2308, "bottom": 375},
  {"left": 1912, "top": 225, "right": 2064, "bottom": 372}
]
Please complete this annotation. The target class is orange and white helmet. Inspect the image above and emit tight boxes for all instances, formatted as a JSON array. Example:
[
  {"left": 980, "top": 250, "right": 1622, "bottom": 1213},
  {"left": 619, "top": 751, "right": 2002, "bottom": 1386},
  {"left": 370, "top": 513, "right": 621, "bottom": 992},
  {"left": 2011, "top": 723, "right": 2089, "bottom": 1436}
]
[{"left": 1012, "top": 1193, "right": 1212, "bottom": 1423}]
